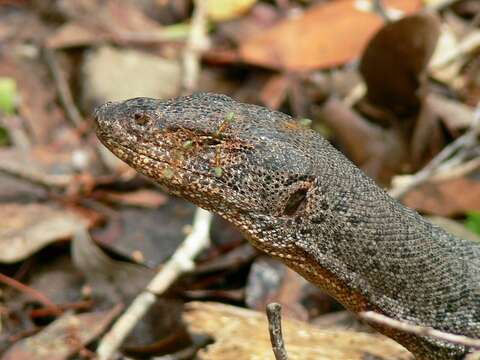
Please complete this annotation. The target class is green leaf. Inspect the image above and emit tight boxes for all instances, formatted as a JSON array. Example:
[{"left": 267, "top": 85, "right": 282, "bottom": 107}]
[
  {"left": 0, "top": 77, "right": 17, "bottom": 115},
  {"left": 465, "top": 211, "right": 480, "bottom": 235}
]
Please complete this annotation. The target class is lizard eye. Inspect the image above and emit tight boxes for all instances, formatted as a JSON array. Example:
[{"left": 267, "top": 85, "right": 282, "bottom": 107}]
[
  {"left": 133, "top": 112, "right": 151, "bottom": 126},
  {"left": 284, "top": 187, "right": 308, "bottom": 216}
]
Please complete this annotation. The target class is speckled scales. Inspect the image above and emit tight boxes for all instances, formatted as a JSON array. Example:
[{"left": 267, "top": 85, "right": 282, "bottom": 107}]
[{"left": 95, "top": 93, "right": 480, "bottom": 359}]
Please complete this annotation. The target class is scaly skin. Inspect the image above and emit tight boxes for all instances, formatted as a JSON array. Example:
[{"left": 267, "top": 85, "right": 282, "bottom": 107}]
[{"left": 95, "top": 93, "right": 480, "bottom": 359}]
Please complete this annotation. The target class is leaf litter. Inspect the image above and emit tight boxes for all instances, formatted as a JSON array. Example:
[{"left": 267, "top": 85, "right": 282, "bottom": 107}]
[{"left": 0, "top": 0, "right": 479, "bottom": 358}]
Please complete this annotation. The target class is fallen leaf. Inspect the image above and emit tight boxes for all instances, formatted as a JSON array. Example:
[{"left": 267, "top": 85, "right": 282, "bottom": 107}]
[
  {"left": 72, "top": 226, "right": 153, "bottom": 302},
  {"left": 316, "top": 97, "right": 408, "bottom": 184},
  {"left": 92, "top": 197, "right": 195, "bottom": 267},
  {"left": 0, "top": 56, "right": 64, "bottom": 144},
  {"left": 0, "top": 203, "right": 87, "bottom": 263},
  {"left": 99, "top": 189, "right": 168, "bottom": 208},
  {"left": 82, "top": 46, "right": 181, "bottom": 109},
  {"left": 183, "top": 302, "right": 412, "bottom": 359},
  {"left": 360, "top": 13, "right": 440, "bottom": 116},
  {"left": 3, "top": 306, "right": 122, "bottom": 360},
  {"left": 403, "top": 174, "right": 480, "bottom": 216},
  {"left": 239, "top": 0, "right": 421, "bottom": 71}
]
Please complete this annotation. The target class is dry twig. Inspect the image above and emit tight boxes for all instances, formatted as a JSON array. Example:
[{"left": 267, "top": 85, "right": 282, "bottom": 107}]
[
  {"left": 96, "top": 208, "right": 213, "bottom": 359},
  {"left": 0, "top": 273, "right": 61, "bottom": 314},
  {"left": 0, "top": 159, "right": 72, "bottom": 190},
  {"left": 96, "top": 3, "right": 211, "bottom": 358},
  {"left": 361, "top": 311, "right": 480, "bottom": 349},
  {"left": 181, "top": 0, "right": 209, "bottom": 94},
  {"left": 43, "top": 47, "right": 83, "bottom": 128},
  {"left": 266, "top": 303, "right": 289, "bottom": 360},
  {"left": 389, "top": 105, "right": 480, "bottom": 199}
]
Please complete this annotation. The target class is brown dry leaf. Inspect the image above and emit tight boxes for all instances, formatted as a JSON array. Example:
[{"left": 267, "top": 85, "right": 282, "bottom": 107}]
[
  {"left": 360, "top": 13, "right": 440, "bottom": 116},
  {"left": 46, "top": 0, "right": 169, "bottom": 49},
  {"left": 0, "top": 55, "right": 64, "bottom": 144},
  {"left": 2, "top": 306, "right": 122, "bottom": 360},
  {"left": 72, "top": 226, "right": 154, "bottom": 302},
  {"left": 403, "top": 175, "right": 480, "bottom": 216},
  {"left": 245, "top": 257, "right": 336, "bottom": 321},
  {"left": 239, "top": 0, "right": 421, "bottom": 71},
  {"left": 100, "top": 189, "right": 168, "bottom": 208},
  {"left": 0, "top": 203, "right": 88, "bottom": 263},
  {"left": 316, "top": 98, "right": 408, "bottom": 184},
  {"left": 184, "top": 301, "right": 412, "bottom": 360},
  {"left": 92, "top": 197, "right": 195, "bottom": 267}
]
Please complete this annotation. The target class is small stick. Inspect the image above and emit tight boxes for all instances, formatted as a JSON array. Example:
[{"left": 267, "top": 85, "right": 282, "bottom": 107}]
[
  {"left": 0, "top": 159, "right": 72, "bottom": 190},
  {"left": 360, "top": 311, "right": 480, "bottom": 349},
  {"left": 181, "top": 0, "right": 209, "bottom": 94},
  {"left": 389, "top": 104, "right": 480, "bottom": 199},
  {"left": 266, "top": 302, "right": 289, "bottom": 360},
  {"left": 43, "top": 47, "right": 83, "bottom": 128},
  {"left": 96, "top": 208, "right": 213, "bottom": 359},
  {"left": 0, "top": 273, "right": 61, "bottom": 315}
]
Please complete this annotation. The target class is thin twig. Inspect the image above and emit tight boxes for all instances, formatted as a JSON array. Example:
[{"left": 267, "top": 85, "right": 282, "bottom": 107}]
[
  {"left": 0, "top": 159, "right": 72, "bottom": 189},
  {"left": 360, "top": 311, "right": 480, "bottom": 349},
  {"left": 426, "top": 0, "right": 461, "bottom": 10},
  {"left": 372, "top": 0, "right": 391, "bottom": 23},
  {"left": 0, "top": 273, "right": 61, "bottom": 315},
  {"left": 266, "top": 303, "right": 289, "bottom": 360},
  {"left": 96, "top": 208, "right": 213, "bottom": 360},
  {"left": 43, "top": 47, "right": 83, "bottom": 128},
  {"left": 96, "top": 4, "right": 211, "bottom": 358},
  {"left": 430, "top": 31, "right": 480, "bottom": 70},
  {"left": 389, "top": 105, "right": 480, "bottom": 199},
  {"left": 181, "top": 0, "right": 209, "bottom": 95}
]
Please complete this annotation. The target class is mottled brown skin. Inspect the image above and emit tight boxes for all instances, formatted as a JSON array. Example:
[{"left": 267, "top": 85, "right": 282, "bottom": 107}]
[{"left": 95, "top": 93, "right": 480, "bottom": 359}]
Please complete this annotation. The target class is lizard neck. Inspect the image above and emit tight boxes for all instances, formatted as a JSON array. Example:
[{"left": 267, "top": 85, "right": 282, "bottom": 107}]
[{"left": 285, "top": 161, "right": 480, "bottom": 358}]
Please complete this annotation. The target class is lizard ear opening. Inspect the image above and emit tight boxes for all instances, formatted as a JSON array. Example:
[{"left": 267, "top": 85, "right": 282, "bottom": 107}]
[
  {"left": 284, "top": 187, "right": 308, "bottom": 216},
  {"left": 134, "top": 112, "right": 151, "bottom": 126}
]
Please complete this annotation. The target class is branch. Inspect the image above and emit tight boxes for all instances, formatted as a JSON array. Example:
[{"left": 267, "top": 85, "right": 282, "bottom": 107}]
[
  {"left": 43, "top": 47, "right": 83, "bottom": 128},
  {"left": 181, "top": 0, "right": 209, "bottom": 95},
  {"left": 96, "top": 3, "right": 212, "bottom": 357},
  {"left": 360, "top": 311, "right": 480, "bottom": 349},
  {"left": 0, "top": 159, "right": 72, "bottom": 190},
  {"left": 389, "top": 104, "right": 480, "bottom": 199},
  {"left": 96, "top": 208, "right": 213, "bottom": 360},
  {"left": 0, "top": 273, "right": 61, "bottom": 315},
  {"left": 266, "top": 303, "right": 289, "bottom": 360}
]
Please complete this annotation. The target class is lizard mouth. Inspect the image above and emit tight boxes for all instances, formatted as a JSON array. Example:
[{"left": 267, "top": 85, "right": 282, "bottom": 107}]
[{"left": 106, "top": 139, "right": 214, "bottom": 182}]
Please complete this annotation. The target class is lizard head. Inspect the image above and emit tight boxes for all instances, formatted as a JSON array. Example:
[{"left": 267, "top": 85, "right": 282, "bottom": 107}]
[{"left": 94, "top": 93, "right": 335, "bottom": 252}]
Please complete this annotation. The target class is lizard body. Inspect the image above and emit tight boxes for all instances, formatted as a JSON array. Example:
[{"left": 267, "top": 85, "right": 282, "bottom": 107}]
[{"left": 95, "top": 93, "right": 480, "bottom": 359}]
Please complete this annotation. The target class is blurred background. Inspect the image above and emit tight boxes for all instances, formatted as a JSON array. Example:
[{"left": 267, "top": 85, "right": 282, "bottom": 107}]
[{"left": 0, "top": 0, "right": 479, "bottom": 359}]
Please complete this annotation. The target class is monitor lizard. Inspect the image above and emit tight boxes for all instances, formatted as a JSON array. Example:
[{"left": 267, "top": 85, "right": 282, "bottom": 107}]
[{"left": 94, "top": 93, "right": 480, "bottom": 359}]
